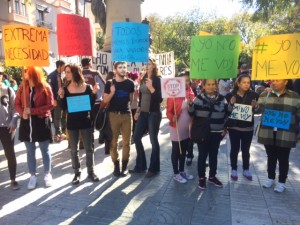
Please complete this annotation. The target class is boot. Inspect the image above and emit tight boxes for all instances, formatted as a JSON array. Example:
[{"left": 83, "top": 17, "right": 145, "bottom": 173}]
[
  {"left": 120, "top": 160, "right": 128, "bottom": 177},
  {"left": 113, "top": 160, "right": 120, "bottom": 177}
]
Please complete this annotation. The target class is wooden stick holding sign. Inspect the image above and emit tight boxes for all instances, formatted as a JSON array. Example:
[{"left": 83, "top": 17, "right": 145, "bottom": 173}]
[
  {"left": 22, "top": 67, "right": 28, "bottom": 120},
  {"left": 162, "top": 77, "right": 186, "bottom": 154}
]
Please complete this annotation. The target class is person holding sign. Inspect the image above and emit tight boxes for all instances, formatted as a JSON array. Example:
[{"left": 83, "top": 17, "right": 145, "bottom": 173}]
[
  {"left": 188, "top": 79, "right": 229, "bottom": 190},
  {"left": 103, "top": 62, "right": 134, "bottom": 177},
  {"left": 129, "top": 58, "right": 163, "bottom": 178},
  {"left": 0, "top": 73, "right": 19, "bottom": 190},
  {"left": 225, "top": 74, "right": 259, "bottom": 181},
  {"left": 256, "top": 79, "right": 300, "bottom": 193},
  {"left": 14, "top": 67, "right": 54, "bottom": 190},
  {"left": 58, "top": 64, "right": 100, "bottom": 184},
  {"left": 166, "top": 73, "right": 195, "bottom": 183}
]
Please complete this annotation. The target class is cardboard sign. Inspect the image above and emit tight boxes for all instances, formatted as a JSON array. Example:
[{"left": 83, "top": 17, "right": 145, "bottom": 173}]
[
  {"left": 262, "top": 109, "right": 292, "bottom": 130},
  {"left": 2, "top": 24, "right": 49, "bottom": 67},
  {"left": 92, "top": 51, "right": 175, "bottom": 77},
  {"left": 190, "top": 35, "right": 240, "bottom": 79},
  {"left": 161, "top": 77, "right": 185, "bottom": 98},
  {"left": 229, "top": 104, "right": 253, "bottom": 122},
  {"left": 252, "top": 33, "right": 300, "bottom": 80},
  {"left": 57, "top": 14, "right": 94, "bottom": 56},
  {"left": 112, "top": 22, "right": 149, "bottom": 62},
  {"left": 67, "top": 95, "right": 91, "bottom": 113},
  {"left": 154, "top": 52, "right": 175, "bottom": 77}
]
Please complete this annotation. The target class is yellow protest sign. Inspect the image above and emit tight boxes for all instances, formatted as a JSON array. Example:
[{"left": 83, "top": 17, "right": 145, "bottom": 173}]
[
  {"left": 252, "top": 33, "right": 300, "bottom": 80},
  {"left": 2, "top": 24, "right": 49, "bottom": 67},
  {"left": 199, "top": 31, "right": 213, "bottom": 36}
]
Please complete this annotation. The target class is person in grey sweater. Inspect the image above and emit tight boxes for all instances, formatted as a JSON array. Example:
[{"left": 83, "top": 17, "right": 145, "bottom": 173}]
[{"left": 0, "top": 72, "right": 19, "bottom": 189}]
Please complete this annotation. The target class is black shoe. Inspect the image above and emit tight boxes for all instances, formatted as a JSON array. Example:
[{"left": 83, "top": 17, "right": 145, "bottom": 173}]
[
  {"left": 72, "top": 172, "right": 81, "bottom": 185},
  {"left": 128, "top": 168, "right": 146, "bottom": 174},
  {"left": 198, "top": 177, "right": 206, "bottom": 190},
  {"left": 145, "top": 171, "right": 157, "bottom": 178},
  {"left": 186, "top": 158, "right": 193, "bottom": 166},
  {"left": 208, "top": 177, "right": 223, "bottom": 188},
  {"left": 88, "top": 172, "right": 99, "bottom": 182},
  {"left": 120, "top": 160, "right": 128, "bottom": 177},
  {"left": 113, "top": 160, "right": 120, "bottom": 177}
]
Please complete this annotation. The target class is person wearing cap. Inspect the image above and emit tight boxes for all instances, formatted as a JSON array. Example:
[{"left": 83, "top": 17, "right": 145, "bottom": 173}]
[
  {"left": 47, "top": 60, "right": 67, "bottom": 142},
  {"left": 81, "top": 58, "right": 106, "bottom": 122}
]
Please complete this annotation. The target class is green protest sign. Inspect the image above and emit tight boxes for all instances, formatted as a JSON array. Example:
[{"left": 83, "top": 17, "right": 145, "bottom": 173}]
[{"left": 190, "top": 35, "right": 240, "bottom": 79}]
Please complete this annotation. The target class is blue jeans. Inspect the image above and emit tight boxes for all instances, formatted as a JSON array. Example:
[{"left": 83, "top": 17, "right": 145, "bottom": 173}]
[
  {"left": 133, "top": 111, "right": 162, "bottom": 172},
  {"left": 25, "top": 140, "right": 51, "bottom": 174},
  {"left": 68, "top": 128, "right": 94, "bottom": 174}
]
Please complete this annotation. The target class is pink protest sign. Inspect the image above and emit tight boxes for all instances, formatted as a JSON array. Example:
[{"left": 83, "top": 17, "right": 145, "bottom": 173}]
[{"left": 161, "top": 77, "right": 185, "bottom": 98}]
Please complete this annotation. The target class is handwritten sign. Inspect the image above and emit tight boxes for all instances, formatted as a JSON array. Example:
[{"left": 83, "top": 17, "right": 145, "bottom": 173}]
[
  {"left": 67, "top": 95, "right": 91, "bottom": 113},
  {"left": 154, "top": 52, "right": 175, "bottom": 77},
  {"left": 161, "top": 77, "right": 185, "bottom": 98},
  {"left": 262, "top": 109, "right": 292, "bottom": 130},
  {"left": 92, "top": 51, "right": 174, "bottom": 77},
  {"left": 2, "top": 25, "right": 49, "bottom": 67},
  {"left": 190, "top": 35, "right": 240, "bottom": 79},
  {"left": 229, "top": 104, "right": 253, "bottom": 122},
  {"left": 112, "top": 22, "right": 149, "bottom": 62},
  {"left": 57, "top": 14, "right": 93, "bottom": 56},
  {"left": 252, "top": 33, "right": 300, "bottom": 80}
]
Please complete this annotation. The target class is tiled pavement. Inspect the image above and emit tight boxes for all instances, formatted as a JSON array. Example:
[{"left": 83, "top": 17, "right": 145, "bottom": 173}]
[{"left": 0, "top": 115, "right": 300, "bottom": 225}]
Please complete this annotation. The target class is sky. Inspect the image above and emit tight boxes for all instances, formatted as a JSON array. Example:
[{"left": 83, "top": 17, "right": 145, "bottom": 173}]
[{"left": 141, "top": 0, "right": 246, "bottom": 18}]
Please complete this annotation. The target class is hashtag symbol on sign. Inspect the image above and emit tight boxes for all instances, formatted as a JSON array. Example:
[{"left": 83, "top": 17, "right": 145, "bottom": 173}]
[{"left": 254, "top": 42, "right": 268, "bottom": 54}]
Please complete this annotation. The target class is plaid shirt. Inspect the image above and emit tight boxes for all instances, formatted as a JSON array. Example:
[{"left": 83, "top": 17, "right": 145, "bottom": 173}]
[{"left": 257, "top": 90, "right": 300, "bottom": 148}]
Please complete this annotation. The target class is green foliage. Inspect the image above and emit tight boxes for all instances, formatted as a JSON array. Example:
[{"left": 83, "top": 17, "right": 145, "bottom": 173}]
[
  {"left": 96, "top": 31, "right": 104, "bottom": 50},
  {"left": 0, "top": 62, "right": 22, "bottom": 84}
]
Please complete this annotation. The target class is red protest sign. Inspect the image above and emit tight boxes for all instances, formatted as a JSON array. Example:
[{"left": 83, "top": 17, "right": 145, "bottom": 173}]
[{"left": 57, "top": 14, "right": 93, "bottom": 56}]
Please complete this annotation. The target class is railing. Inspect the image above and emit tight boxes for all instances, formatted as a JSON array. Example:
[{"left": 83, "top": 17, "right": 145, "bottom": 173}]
[{"left": 37, "top": 20, "right": 53, "bottom": 30}]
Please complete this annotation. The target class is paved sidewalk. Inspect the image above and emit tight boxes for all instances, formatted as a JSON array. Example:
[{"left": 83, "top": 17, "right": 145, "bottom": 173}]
[{"left": 0, "top": 116, "right": 300, "bottom": 225}]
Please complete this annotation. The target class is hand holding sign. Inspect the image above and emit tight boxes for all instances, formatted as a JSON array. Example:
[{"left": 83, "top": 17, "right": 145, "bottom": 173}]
[{"left": 230, "top": 96, "right": 237, "bottom": 105}]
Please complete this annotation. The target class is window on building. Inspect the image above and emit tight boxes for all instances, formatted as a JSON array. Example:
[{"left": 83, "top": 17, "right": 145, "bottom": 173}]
[
  {"left": 14, "top": 0, "right": 20, "bottom": 14},
  {"left": 38, "top": 10, "right": 44, "bottom": 22},
  {"left": 21, "top": 0, "right": 26, "bottom": 16}
]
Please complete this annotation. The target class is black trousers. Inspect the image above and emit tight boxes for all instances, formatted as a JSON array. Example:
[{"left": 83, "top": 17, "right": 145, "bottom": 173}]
[
  {"left": 171, "top": 139, "right": 189, "bottom": 174},
  {"left": 264, "top": 144, "right": 291, "bottom": 183},
  {"left": 0, "top": 127, "right": 17, "bottom": 181}
]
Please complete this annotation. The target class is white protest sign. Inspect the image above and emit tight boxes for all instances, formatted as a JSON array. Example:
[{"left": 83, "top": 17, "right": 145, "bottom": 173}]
[
  {"left": 91, "top": 51, "right": 175, "bottom": 77},
  {"left": 161, "top": 77, "right": 185, "bottom": 98},
  {"left": 155, "top": 51, "right": 175, "bottom": 77},
  {"left": 229, "top": 104, "right": 253, "bottom": 122}
]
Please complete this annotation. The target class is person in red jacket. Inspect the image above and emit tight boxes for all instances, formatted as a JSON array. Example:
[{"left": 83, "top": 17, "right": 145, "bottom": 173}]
[
  {"left": 15, "top": 67, "right": 54, "bottom": 190},
  {"left": 166, "top": 72, "right": 195, "bottom": 183}
]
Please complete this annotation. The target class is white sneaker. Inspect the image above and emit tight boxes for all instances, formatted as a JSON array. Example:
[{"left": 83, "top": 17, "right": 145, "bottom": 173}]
[
  {"left": 173, "top": 174, "right": 187, "bottom": 184},
  {"left": 274, "top": 182, "right": 286, "bottom": 193},
  {"left": 180, "top": 172, "right": 194, "bottom": 180},
  {"left": 262, "top": 178, "right": 275, "bottom": 188},
  {"left": 27, "top": 175, "right": 37, "bottom": 190},
  {"left": 44, "top": 173, "right": 53, "bottom": 187}
]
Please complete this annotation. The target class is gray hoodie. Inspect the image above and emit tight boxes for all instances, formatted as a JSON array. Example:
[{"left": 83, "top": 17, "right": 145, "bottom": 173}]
[{"left": 0, "top": 84, "right": 19, "bottom": 128}]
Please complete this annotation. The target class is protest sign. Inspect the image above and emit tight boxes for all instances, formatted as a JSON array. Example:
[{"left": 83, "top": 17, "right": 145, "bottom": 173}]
[
  {"left": 252, "top": 33, "right": 300, "bottom": 80},
  {"left": 92, "top": 51, "right": 114, "bottom": 75},
  {"left": 229, "top": 104, "right": 253, "bottom": 122},
  {"left": 161, "top": 77, "right": 185, "bottom": 98},
  {"left": 112, "top": 22, "right": 149, "bottom": 62},
  {"left": 2, "top": 24, "right": 49, "bottom": 67},
  {"left": 57, "top": 14, "right": 94, "bottom": 56},
  {"left": 262, "top": 109, "right": 292, "bottom": 130},
  {"left": 190, "top": 35, "right": 240, "bottom": 79},
  {"left": 67, "top": 95, "right": 91, "bottom": 113},
  {"left": 154, "top": 52, "right": 175, "bottom": 77}
]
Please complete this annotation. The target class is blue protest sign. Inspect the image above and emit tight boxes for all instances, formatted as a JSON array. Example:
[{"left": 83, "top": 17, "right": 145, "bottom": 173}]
[
  {"left": 67, "top": 95, "right": 91, "bottom": 113},
  {"left": 262, "top": 109, "right": 292, "bottom": 130},
  {"left": 112, "top": 22, "right": 149, "bottom": 63}
]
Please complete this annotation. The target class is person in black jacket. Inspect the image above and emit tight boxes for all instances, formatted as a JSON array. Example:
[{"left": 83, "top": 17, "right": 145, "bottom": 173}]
[
  {"left": 225, "top": 74, "right": 259, "bottom": 181},
  {"left": 129, "top": 58, "right": 163, "bottom": 178}
]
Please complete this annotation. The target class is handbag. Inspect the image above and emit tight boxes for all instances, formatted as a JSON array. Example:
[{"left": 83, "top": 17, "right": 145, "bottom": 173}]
[
  {"left": 95, "top": 101, "right": 109, "bottom": 131},
  {"left": 190, "top": 116, "right": 211, "bottom": 142}
]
